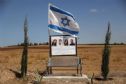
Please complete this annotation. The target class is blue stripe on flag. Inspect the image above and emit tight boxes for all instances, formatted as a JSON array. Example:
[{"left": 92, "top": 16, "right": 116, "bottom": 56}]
[
  {"left": 48, "top": 24, "right": 79, "bottom": 35},
  {"left": 50, "top": 5, "right": 75, "bottom": 20}
]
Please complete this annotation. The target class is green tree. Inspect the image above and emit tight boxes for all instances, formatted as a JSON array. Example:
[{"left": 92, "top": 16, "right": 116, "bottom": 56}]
[
  {"left": 21, "top": 17, "right": 29, "bottom": 77},
  {"left": 101, "top": 22, "right": 111, "bottom": 80}
]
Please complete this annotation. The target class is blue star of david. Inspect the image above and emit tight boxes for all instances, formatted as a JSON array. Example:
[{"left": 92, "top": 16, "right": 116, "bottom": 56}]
[{"left": 61, "top": 17, "right": 70, "bottom": 27}]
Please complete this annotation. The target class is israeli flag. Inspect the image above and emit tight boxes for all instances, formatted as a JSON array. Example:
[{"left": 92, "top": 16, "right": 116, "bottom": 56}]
[{"left": 48, "top": 4, "right": 80, "bottom": 36}]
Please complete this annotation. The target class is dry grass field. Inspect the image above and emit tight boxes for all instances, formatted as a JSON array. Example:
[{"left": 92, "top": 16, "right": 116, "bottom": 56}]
[{"left": 0, "top": 45, "right": 126, "bottom": 84}]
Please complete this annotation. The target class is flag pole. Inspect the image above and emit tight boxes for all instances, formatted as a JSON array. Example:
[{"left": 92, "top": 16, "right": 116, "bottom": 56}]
[
  {"left": 48, "top": 3, "right": 52, "bottom": 59},
  {"left": 48, "top": 3, "right": 51, "bottom": 36}
]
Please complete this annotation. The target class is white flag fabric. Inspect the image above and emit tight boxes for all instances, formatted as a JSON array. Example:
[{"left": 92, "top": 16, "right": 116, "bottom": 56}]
[{"left": 48, "top": 4, "right": 80, "bottom": 36}]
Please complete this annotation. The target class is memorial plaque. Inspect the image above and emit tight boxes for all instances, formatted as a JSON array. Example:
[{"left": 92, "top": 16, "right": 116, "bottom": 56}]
[{"left": 50, "top": 35, "right": 77, "bottom": 56}]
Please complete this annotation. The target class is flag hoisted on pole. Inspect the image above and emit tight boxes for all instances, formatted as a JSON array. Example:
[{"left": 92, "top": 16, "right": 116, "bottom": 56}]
[{"left": 48, "top": 4, "right": 80, "bottom": 37}]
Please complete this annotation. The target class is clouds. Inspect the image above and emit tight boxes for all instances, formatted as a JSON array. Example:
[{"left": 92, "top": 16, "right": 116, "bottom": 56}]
[
  {"left": 89, "top": 8, "right": 105, "bottom": 14},
  {"left": 90, "top": 9, "right": 98, "bottom": 13}
]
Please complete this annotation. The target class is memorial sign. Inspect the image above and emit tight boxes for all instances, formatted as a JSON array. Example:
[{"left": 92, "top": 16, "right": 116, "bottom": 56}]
[{"left": 50, "top": 35, "right": 77, "bottom": 56}]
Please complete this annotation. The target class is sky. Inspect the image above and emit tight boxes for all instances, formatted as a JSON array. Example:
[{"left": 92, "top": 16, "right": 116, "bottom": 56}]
[{"left": 0, "top": 0, "right": 126, "bottom": 46}]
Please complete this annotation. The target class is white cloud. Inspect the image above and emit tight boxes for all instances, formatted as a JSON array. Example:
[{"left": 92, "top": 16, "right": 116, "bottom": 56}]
[{"left": 90, "top": 9, "right": 98, "bottom": 13}]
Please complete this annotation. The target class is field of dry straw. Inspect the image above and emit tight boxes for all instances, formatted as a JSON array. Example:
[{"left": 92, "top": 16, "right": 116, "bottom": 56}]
[{"left": 0, "top": 45, "right": 126, "bottom": 84}]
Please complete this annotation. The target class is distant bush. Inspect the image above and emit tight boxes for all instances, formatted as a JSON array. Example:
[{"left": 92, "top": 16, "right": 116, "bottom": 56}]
[
  {"left": 17, "top": 42, "right": 49, "bottom": 46},
  {"left": 29, "top": 43, "right": 33, "bottom": 46},
  {"left": 34, "top": 43, "right": 38, "bottom": 46},
  {"left": 113, "top": 42, "right": 125, "bottom": 45}
]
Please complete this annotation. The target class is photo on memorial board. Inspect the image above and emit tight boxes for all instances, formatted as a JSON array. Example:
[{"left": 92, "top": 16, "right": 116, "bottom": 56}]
[
  {"left": 58, "top": 39, "right": 63, "bottom": 46},
  {"left": 64, "top": 39, "right": 68, "bottom": 46},
  {"left": 69, "top": 38, "right": 75, "bottom": 46},
  {"left": 51, "top": 39, "right": 57, "bottom": 46}
]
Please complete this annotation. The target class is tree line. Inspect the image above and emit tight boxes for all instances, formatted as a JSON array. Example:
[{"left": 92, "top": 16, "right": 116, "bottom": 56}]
[{"left": 17, "top": 42, "right": 49, "bottom": 46}]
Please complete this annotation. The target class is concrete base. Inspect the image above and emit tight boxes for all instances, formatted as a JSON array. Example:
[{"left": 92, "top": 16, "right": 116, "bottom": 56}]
[{"left": 43, "top": 74, "right": 88, "bottom": 79}]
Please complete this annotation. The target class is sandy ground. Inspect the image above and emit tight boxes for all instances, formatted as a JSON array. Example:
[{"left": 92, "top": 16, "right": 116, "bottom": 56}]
[{"left": 0, "top": 45, "right": 126, "bottom": 84}]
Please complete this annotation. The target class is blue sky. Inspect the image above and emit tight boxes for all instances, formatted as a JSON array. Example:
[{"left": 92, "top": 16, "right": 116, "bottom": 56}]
[{"left": 0, "top": 0, "right": 126, "bottom": 46}]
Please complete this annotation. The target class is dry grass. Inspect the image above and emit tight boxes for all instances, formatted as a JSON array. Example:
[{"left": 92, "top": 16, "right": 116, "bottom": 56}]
[{"left": 0, "top": 45, "right": 126, "bottom": 84}]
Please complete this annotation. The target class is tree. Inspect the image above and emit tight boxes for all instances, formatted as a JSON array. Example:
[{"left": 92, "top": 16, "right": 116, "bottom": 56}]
[
  {"left": 21, "top": 17, "right": 29, "bottom": 77},
  {"left": 101, "top": 22, "right": 111, "bottom": 80},
  {"left": 29, "top": 42, "right": 33, "bottom": 46},
  {"left": 34, "top": 43, "right": 38, "bottom": 46}
]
